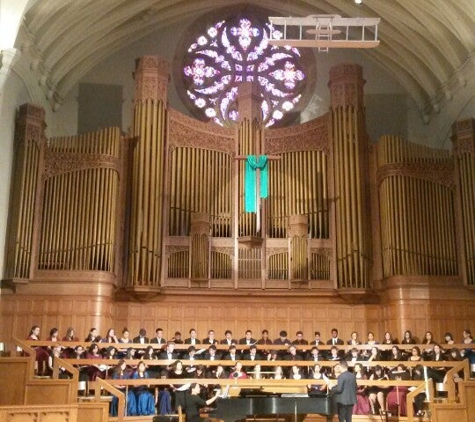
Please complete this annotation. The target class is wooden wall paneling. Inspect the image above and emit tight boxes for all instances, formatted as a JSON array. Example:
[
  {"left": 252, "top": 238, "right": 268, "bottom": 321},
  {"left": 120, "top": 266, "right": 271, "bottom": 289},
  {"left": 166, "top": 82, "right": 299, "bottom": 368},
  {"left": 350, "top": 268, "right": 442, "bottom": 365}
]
[
  {"left": 25, "top": 381, "right": 73, "bottom": 405},
  {"left": 0, "top": 406, "right": 78, "bottom": 422},
  {"left": 0, "top": 359, "right": 29, "bottom": 405},
  {"left": 77, "top": 402, "right": 109, "bottom": 422}
]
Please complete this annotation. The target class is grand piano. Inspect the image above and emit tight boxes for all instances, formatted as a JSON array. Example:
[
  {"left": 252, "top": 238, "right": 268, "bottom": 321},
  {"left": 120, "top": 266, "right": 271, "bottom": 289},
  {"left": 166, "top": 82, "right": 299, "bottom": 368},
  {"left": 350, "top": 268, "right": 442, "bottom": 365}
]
[{"left": 209, "top": 395, "right": 335, "bottom": 422}]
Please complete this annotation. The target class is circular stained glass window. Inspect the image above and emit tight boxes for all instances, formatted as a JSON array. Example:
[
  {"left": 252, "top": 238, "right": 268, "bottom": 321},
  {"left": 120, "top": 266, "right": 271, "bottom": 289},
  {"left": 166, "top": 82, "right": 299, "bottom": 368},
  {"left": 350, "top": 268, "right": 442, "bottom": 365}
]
[{"left": 175, "top": 9, "right": 315, "bottom": 128}]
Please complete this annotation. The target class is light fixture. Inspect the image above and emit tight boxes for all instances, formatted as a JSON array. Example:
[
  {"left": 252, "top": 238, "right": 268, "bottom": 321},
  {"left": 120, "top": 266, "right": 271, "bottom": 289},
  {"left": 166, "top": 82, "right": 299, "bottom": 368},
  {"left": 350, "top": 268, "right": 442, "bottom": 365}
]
[{"left": 355, "top": 0, "right": 363, "bottom": 4}]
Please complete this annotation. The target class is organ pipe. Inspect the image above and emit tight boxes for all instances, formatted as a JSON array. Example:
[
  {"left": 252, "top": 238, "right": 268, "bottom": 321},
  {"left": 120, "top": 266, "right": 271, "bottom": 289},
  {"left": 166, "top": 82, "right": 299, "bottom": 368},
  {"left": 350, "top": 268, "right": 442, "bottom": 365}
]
[
  {"left": 127, "top": 56, "right": 169, "bottom": 288},
  {"left": 377, "top": 135, "right": 457, "bottom": 277}
]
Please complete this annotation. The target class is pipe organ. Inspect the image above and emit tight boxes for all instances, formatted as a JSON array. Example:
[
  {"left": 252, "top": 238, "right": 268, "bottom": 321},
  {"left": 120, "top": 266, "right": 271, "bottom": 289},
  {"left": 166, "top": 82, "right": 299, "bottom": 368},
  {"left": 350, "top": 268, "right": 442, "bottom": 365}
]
[{"left": 3, "top": 56, "right": 475, "bottom": 310}]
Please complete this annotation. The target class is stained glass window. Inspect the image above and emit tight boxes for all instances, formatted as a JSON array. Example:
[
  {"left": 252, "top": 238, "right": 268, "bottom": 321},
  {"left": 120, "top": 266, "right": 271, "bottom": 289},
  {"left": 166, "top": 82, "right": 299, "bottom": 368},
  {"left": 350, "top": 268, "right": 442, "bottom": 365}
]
[{"left": 181, "top": 16, "right": 308, "bottom": 127}]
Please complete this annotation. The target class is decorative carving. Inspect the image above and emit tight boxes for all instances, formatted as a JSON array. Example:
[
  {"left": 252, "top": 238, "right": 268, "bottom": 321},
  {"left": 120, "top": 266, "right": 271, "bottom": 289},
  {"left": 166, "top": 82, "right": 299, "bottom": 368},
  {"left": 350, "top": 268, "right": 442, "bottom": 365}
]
[
  {"left": 266, "top": 247, "right": 288, "bottom": 258},
  {"left": 265, "top": 115, "right": 330, "bottom": 155},
  {"left": 134, "top": 56, "right": 169, "bottom": 103},
  {"left": 165, "top": 245, "right": 189, "bottom": 257},
  {"left": 310, "top": 248, "right": 333, "bottom": 258},
  {"left": 43, "top": 151, "right": 120, "bottom": 179},
  {"left": 377, "top": 162, "right": 455, "bottom": 189},
  {"left": 328, "top": 63, "right": 365, "bottom": 109},
  {"left": 168, "top": 109, "right": 234, "bottom": 153},
  {"left": 211, "top": 247, "right": 234, "bottom": 257},
  {"left": 453, "top": 135, "right": 474, "bottom": 156}
]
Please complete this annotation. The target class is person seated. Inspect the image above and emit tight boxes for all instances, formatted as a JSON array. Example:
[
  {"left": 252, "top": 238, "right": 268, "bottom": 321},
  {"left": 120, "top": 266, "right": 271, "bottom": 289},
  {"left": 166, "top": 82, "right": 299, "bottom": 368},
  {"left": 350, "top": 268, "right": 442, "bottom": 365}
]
[
  {"left": 292, "top": 331, "right": 309, "bottom": 345},
  {"left": 85, "top": 327, "right": 101, "bottom": 343},
  {"left": 101, "top": 328, "right": 118, "bottom": 344},
  {"left": 326, "top": 328, "right": 344, "bottom": 346},
  {"left": 284, "top": 344, "right": 303, "bottom": 362},
  {"left": 382, "top": 331, "right": 398, "bottom": 345},
  {"left": 183, "top": 346, "right": 201, "bottom": 374},
  {"left": 386, "top": 364, "right": 410, "bottom": 416},
  {"left": 223, "top": 345, "right": 240, "bottom": 362},
  {"left": 238, "top": 329, "right": 257, "bottom": 346},
  {"left": 151, "top": 328, "right": 167, "bottom": 346},
  {"left": 143, "top": 345, "right": 160, "bottom": 378},
  {"left": 62, "top": 327, "right": 79, "bottom": 358},
  {"left": 347, "top": 331, "right": 361, "bottom": 346},
  {"left": 229, "top": 361, "right": 248, "bottom": 379},
  {"left": 368, "top": 365, "right": 389, "bottom": 416},
  {"left": 132, "top": 360, "right": 156, "bottom": 416},
  {"left": 202, "top": 330, "right": 218, "bottom": 345},
  {"left": 326, "top": 345, "right": 342, "bottom": 361},
  {"left": 401, "top": 330, "right": 416, "bottom": 345},
  {"left": 425, "top": 343, "right": 447, "bottom": 384},
  {"left": 289, "top": 365, "right": 303, "bottom": 380},
  {"left": 85, "top": 342, "right": 107, "bottom": 381},
  {"left": 185, "top": 328, "right": 201, "bottom": 345},
  {"left": 243, "top": 344, "right": 261, "bottom": 361},
  {"left": 133, "top": 328, "right": 149, "bottom": 345},
  {"left": 183, "top": 383, "right": 219, "bottom": 422},
  {"left": 345, "top": 347, "right": 363, "bottom": 363},
  {"left": 307, "top": 363, "right": 327, "bottom": 396},
  {"left": 310, "top": 331, "right": 324, "bottom": 346},
  {"left": 443, "top": 332, "right": 455, "bottom": 346},
  {"left": 160, "top": 341, "right": 179, "bottom": 361},
  {"left": 220, "top": 330, "right": 236, "bottom": 346},
  {"left": 171, "top": 331, "right": 184, "bottom": 344},
  {"left": 365, "top": 346, "right": 382, "bottom": 362},
  {"left": 407, "top": 346, "right": 423, "bottom": 362},
  {"left": 353, "top": 363, "right": 370, "bottom": 415},
  {"left": 110, "top": 359, "right": 137, "bottom": 417},
  {"left": 46, "top": 345, "right": 70, "bottom": 379},
  {"left": 273, "top": 365, "right": 286, "bottom": 379},
  {"left": 410, "top": 365, "right": 427, "bottom": 417},
  {"left": 306, "top": 346, "right": 323, "bottom": 362},
  {"left": 388, "top": 345, "right": 404, "bottom": 362}
]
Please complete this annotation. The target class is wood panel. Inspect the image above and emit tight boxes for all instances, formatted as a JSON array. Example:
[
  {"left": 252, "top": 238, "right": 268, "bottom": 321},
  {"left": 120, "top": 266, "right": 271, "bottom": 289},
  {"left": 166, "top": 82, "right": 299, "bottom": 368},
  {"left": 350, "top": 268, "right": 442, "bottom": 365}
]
[
  {"left": 0, "top": 359, "right": 29, "bottom": 405},
  {"left": 25, "top": 380, "right": 74, "bottom": 405},
  {"left": 2, "top": 284, "right": 475, "bottom": 349},
  {"left": 0, "top": 406, "right": 78, "bottom": 422}
]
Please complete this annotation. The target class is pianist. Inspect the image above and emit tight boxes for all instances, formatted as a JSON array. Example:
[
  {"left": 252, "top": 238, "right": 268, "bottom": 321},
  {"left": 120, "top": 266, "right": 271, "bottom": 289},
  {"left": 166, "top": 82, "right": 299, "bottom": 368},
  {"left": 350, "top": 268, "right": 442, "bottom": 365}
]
[{"left": 184, "top": 383, "right": 219, "bottom": 422}]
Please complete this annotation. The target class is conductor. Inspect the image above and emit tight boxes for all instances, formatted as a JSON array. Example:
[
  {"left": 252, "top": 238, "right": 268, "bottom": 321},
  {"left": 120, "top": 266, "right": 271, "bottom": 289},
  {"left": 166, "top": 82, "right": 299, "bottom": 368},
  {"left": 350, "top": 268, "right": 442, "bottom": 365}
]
[{"left": 330, "top": 360, "right": 357, "bottom": 422}]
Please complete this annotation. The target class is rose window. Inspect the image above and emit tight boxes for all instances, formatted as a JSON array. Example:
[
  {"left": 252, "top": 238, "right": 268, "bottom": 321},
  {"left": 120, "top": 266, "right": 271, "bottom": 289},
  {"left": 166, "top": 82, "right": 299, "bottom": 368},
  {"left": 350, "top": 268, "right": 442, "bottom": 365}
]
[{"left": 181, "top": 16, "right": 309, "bottom": 127}]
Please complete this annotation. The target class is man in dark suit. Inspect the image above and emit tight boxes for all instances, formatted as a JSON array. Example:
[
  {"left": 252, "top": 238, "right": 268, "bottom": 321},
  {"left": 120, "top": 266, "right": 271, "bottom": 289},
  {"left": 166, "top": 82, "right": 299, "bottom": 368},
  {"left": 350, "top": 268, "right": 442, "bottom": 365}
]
[
  {"left": 223, "top": 344, "right": 240, "bottom": 361},
  {"left": 159, "top": 341, "right": 179, "bottom": 361},
  {"left": 150, "top": 327, "right": 167, "bottom": 345},
  {"left": 220, "top": 329, "right": 237, "bottom": 345},
  {"left": 238, "top": 329, "right": 257, "bottom": 346},
  {"left": 133, "top": 328, "right": 149, "bottom": 344},
  {"left": 330, "top": 360, "right": 357, "bottom": 422},
  {"left": 185, "top": 328, "right": 201, "bottom": 345},
  {"left": 326, "top": 328, "right": 344, "bottom": 346}
]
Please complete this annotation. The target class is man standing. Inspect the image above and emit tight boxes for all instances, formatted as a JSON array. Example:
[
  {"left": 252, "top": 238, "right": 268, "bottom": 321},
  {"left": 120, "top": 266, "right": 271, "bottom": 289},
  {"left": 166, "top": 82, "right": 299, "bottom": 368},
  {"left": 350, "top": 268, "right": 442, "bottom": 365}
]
[{"left": 330, "top": 360, "right": 357, "bottom": 422}]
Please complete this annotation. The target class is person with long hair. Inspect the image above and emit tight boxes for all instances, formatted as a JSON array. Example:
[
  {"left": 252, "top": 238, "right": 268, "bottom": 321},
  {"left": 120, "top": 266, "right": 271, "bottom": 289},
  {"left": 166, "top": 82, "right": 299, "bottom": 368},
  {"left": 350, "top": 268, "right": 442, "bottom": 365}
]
[
  {"left": 229, "top": 361, "right": 248, "bottom": 379},
  {"left": 368, "top": 365, "right": 389, "bottom": 415},
  {"left": 353, "top": 363, "right": 370, "bottom": 415},
  {"left": 132, "top": 361, "right": 156, "bottom": 416},
  {"left": 110, "top": 359, "right": 137, "bottom": 416},
  {"left": 183, "top": 383, "right": 220, "bottom": 422},
  {"left": 27, "top": 325, "right": 49, "bottom": 376}
]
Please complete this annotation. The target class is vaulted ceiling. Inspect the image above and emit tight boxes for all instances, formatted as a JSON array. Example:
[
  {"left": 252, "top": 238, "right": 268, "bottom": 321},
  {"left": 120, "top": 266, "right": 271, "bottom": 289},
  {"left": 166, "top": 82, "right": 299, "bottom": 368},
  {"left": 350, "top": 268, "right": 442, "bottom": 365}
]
[{"left": 19, "top": 0, "right": 475, "bottom": 119}]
